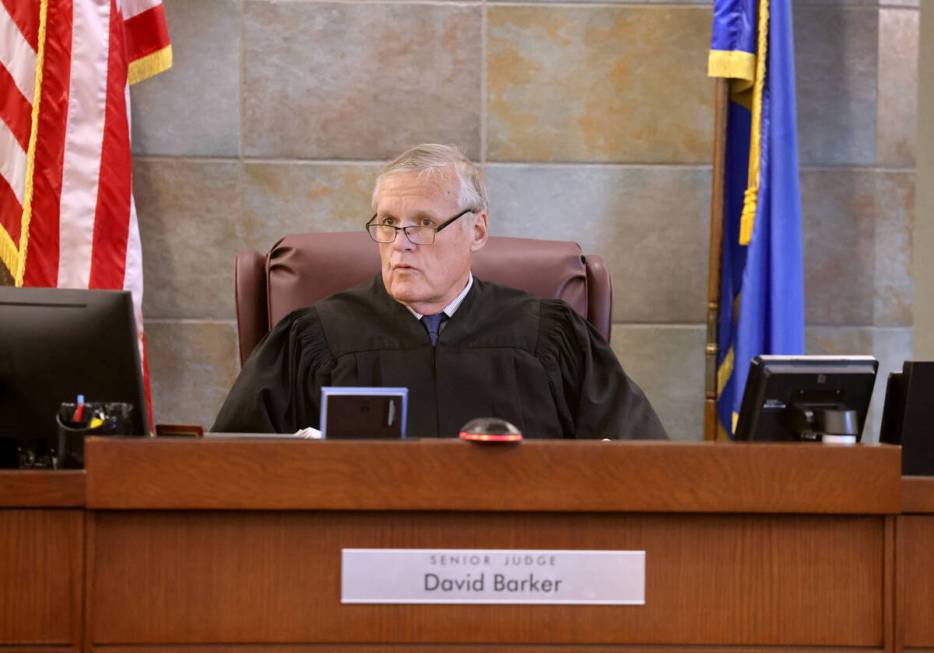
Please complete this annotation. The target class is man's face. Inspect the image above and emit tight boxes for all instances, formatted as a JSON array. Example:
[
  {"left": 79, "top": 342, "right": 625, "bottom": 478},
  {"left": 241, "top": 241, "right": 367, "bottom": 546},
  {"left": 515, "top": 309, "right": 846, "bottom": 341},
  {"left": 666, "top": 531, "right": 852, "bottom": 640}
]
[{"left": 374, "top": 169, "right": 487, "bottom": 313}]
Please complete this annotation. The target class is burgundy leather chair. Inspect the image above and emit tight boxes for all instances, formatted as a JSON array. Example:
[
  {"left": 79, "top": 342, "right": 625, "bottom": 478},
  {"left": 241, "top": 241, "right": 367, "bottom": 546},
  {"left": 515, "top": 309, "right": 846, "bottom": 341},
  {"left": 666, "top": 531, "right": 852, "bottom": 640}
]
[{"left": 235, "top": 232, "right": 613, "bottom": 365}]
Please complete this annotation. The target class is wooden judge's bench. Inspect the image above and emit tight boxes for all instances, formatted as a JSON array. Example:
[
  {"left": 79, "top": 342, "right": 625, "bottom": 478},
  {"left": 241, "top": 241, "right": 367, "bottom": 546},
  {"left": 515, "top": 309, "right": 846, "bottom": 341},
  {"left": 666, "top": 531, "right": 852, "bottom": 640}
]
[{"left": 1, "top": 438, "right": 931, "bottom": 653}]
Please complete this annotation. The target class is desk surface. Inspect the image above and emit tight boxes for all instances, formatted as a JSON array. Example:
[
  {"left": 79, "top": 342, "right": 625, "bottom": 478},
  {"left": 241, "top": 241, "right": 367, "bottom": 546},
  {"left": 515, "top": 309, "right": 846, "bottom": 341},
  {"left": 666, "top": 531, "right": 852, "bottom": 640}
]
[
  {"left": 84, "top": 438, "right": 902, "bottom": 513},
  {"left": 902, "top": 475, "right": 934, "bottom": 513},
  {"left": 0, "top": 469, "right": 84, "bottom": 507}
]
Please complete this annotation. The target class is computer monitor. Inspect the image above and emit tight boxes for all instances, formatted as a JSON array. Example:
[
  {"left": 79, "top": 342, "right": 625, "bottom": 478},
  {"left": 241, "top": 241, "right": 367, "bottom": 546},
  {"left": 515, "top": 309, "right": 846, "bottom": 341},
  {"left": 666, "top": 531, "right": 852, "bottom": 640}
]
[
  {"left": 734, "top": 355, "right": 878, "bottom": 442},
  {"left": 0, "top": 287, "right": 149, "bottom": 441}
]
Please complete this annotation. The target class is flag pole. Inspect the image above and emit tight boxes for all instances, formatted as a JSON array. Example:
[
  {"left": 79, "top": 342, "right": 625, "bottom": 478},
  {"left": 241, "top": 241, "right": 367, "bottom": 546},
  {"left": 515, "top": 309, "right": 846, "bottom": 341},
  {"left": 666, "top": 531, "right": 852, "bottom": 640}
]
[{"left": 704, "top": 78, "right": 730, "bottom": 441}]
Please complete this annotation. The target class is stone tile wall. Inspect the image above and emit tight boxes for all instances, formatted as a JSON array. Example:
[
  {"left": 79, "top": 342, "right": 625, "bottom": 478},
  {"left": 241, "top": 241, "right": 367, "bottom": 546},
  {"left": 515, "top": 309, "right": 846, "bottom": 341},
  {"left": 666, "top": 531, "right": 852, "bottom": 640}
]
[{"left": 132, "top": 0, "right": 918, "bottom": 440}]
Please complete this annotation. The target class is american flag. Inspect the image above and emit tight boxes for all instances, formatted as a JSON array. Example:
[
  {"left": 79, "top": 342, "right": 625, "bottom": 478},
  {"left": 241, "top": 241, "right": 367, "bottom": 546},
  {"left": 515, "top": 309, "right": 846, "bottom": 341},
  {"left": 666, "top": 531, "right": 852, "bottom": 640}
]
[{"left": 1, "top": 0, "right": 171, "bottom": 423}]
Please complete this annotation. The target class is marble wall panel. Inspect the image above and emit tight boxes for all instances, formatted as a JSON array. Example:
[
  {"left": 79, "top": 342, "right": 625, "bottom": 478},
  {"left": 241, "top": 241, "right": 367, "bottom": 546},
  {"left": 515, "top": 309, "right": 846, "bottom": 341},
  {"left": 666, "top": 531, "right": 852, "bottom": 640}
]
[
  {"left": 242, "top": 163, "right": 380, "bottom": 253},
  {"left": 798, "top": 1, "right": 885, "bottom": 5},
  {"left": 486, "top": 164, "right": 710, "bottom": 323},
  {"left": 243, "top": 2, "right": 481, "bottom": 160},
  {"left": 486, "top": 6, "right": 714, "bottom": 163},
  {"left": 797, "top": 0, "right": 917, "bottom": 5},
  {"left": 131, "top": 0, "right": 240, "bottom": 157},
  {"left": 488, "top": 0, "right": 713, "bottom": 4},
  {"left": 877, "top": 8, "right": 920, "bottom": 166},
  {"left": 135, "top": 159, "right": 242, "bottom": 320},
  {"left": 123, "top": 0, "right": 920, "bottom": 443},
  {"left": 806, "top": 326, "right": 912, "bottom": 441},
  {"left": 795, "top": 6, "right": 878, "bottom": 165},
  {"left": 611, "top": 324, "right": 706, "bottom": 441},
  {"left": 801, "top": 168, "right": 913, "bottom": 327},
  {"left": 146, "top": 320, "right": 240, "bottom": 429},
  {"left": 870, "top": 172, "right": 915, "bottom": 326}
]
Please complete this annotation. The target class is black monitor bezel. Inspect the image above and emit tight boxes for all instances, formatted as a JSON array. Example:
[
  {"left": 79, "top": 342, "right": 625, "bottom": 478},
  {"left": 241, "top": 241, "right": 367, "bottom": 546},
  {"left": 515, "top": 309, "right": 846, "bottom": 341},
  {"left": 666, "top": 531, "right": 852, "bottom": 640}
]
[
  {"left": 0, "top": 287, "right": 149, "bottom": 439},
  {"left": 734, "top": 355, "right": 878, "bottom": 442}
]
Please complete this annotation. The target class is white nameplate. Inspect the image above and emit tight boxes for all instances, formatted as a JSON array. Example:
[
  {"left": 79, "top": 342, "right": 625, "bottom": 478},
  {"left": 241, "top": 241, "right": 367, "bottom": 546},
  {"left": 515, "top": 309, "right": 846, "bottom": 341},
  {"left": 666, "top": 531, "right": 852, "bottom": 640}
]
[{"left": 341, "top": 548, "right": 645, "bottom": 605}]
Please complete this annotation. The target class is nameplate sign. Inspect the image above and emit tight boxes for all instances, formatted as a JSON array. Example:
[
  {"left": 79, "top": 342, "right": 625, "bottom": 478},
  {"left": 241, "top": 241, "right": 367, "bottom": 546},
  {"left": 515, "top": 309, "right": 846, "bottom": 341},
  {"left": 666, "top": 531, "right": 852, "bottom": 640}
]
[{"left": 341, "top": 548, "right": 645, "bottom": 605}]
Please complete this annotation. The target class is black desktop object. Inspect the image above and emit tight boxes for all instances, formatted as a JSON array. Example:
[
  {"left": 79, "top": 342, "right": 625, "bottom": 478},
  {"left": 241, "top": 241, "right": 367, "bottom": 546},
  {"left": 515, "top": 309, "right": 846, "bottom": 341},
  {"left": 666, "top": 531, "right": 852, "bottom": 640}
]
[
  {"left": 734, "top": 355, "right": 878, "bottom": 442},
  {"left": 879, "top": 369, "right": 908, "bottom": 443},
  {"left": 880, "top": 361, "right": 934, "bottom": 475},
  {"left": 0, "top": 287, "right": 148, "bottom": 457}
]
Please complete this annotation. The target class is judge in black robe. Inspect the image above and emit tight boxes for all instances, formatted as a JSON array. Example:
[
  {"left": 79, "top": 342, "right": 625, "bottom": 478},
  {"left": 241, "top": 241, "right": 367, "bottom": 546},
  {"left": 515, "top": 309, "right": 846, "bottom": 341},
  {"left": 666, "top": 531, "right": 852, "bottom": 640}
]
[
  {"left": 213, "top": 143, "right": 667, "bottom": 439},
  {"left": 212, "top": 274, "right": 667, "bottom": 439}
]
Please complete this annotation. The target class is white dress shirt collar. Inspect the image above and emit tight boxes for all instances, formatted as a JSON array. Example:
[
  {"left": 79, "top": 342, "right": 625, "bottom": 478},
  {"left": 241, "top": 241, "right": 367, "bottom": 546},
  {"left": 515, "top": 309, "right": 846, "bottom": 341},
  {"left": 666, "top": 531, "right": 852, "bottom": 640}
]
[{"left": 405, "top": 272, "right": 474, "bottom": 320}]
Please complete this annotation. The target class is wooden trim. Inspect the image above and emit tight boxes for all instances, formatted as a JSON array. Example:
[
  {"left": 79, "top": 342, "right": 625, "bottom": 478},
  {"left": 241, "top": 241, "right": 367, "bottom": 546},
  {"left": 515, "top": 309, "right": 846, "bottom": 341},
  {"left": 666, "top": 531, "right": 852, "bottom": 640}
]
[
  {"left": 89, "top": 648, "right": 889, "bottom": 653},
  {"left": 885, "top": 515, "right": 896, "bottom": 653},
  {"left": 0, "top": 471, "right": 85, "bottom": 507},
  {"left": 85, "top": 438, "right": 901, "bottom": 514},
  {"left": 902, "top": 477, "right": 934, "bottom": 513},
  {"left": 0, "top": 644, "right": 81, "bottom": 653},
  {"left": 895, "top": 515, "right": 906, "bottom": 653},
  {"left": 75, "top": 513, "right": 85, "bottom": 653},
  {"left": 83, "top": 512, "right": 95, "bottom": 653}
]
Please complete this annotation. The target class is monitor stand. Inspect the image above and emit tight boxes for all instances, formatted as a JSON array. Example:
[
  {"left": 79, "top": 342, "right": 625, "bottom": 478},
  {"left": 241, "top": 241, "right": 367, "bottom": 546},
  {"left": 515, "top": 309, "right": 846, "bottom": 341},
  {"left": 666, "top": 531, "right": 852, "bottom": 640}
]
[{"left": 789, "top": 404, "right": 859, "bottom": 443}]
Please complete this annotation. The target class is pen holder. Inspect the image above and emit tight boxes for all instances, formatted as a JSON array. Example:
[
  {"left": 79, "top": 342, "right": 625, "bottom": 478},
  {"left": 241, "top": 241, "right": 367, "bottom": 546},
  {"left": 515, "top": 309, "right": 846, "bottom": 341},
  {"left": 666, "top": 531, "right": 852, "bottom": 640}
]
[{"left": 56, "top": 402, "right": 135, "bottom": 469}]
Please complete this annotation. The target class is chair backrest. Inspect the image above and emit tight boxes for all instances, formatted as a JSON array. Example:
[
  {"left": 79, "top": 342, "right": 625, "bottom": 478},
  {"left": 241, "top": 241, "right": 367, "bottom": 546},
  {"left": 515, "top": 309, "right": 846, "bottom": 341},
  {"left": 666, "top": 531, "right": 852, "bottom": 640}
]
[{"left": 235, "top": 232, "right": 612, "bottom": 364}]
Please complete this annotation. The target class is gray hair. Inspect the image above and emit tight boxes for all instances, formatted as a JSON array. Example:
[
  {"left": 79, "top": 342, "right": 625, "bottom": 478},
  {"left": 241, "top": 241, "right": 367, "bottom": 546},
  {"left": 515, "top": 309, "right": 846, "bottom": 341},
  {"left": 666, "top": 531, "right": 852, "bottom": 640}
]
[{"left": 371, "top": 144, "right": 488, "bottom": 213}]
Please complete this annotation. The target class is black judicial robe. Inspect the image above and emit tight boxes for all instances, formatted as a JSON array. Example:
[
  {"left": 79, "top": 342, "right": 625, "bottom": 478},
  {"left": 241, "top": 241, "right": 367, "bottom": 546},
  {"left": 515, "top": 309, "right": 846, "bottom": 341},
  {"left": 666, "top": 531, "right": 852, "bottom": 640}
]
[{"left": 212, "top": 276, "right": 667, "bottom": 439}]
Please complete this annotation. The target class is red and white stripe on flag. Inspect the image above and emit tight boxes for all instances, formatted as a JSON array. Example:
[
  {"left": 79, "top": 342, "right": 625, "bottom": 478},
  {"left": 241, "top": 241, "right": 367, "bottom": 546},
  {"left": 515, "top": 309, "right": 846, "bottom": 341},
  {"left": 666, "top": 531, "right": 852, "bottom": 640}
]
[{"left": 0, "top": 0, "right": 171, "bottom": 427}]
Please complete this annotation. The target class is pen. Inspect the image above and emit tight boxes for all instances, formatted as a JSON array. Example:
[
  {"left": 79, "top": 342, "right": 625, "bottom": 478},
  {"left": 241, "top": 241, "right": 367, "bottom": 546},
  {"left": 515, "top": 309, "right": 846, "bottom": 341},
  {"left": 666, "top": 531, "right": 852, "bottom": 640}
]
[{"left": 72, "top": 395, "right": 86, "bottom": 422}]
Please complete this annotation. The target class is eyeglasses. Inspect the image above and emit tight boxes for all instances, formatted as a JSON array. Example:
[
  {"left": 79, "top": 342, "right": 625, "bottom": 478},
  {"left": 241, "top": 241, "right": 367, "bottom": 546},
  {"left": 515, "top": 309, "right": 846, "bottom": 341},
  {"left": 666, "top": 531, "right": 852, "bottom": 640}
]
[{"left": 365, "top": 208, "right": 474, "bottom": 245}]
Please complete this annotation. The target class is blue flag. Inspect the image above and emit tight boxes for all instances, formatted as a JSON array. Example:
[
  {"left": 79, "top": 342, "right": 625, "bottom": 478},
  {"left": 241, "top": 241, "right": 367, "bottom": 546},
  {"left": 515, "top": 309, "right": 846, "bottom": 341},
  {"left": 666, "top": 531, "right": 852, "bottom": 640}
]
[{"left": 709, "top": 0, "right": 805, "bottom": 438}]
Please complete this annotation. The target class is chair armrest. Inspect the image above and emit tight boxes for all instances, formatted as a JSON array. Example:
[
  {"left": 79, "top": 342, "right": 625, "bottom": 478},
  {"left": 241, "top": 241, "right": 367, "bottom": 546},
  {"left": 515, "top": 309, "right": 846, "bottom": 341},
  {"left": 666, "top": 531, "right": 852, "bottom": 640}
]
[
  {"left": 235, "top": 249, "right": 269, "bottom": 365},
  {"left": 584, "top": 254, "right": 612, "bottom": 343}
]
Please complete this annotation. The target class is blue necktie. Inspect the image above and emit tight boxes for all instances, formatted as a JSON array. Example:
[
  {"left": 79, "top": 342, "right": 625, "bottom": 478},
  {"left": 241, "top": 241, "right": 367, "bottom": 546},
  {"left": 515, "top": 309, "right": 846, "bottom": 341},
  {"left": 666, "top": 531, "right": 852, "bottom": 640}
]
[{"left": 422, "top": 313, "right": 446, "bottom": 346}]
